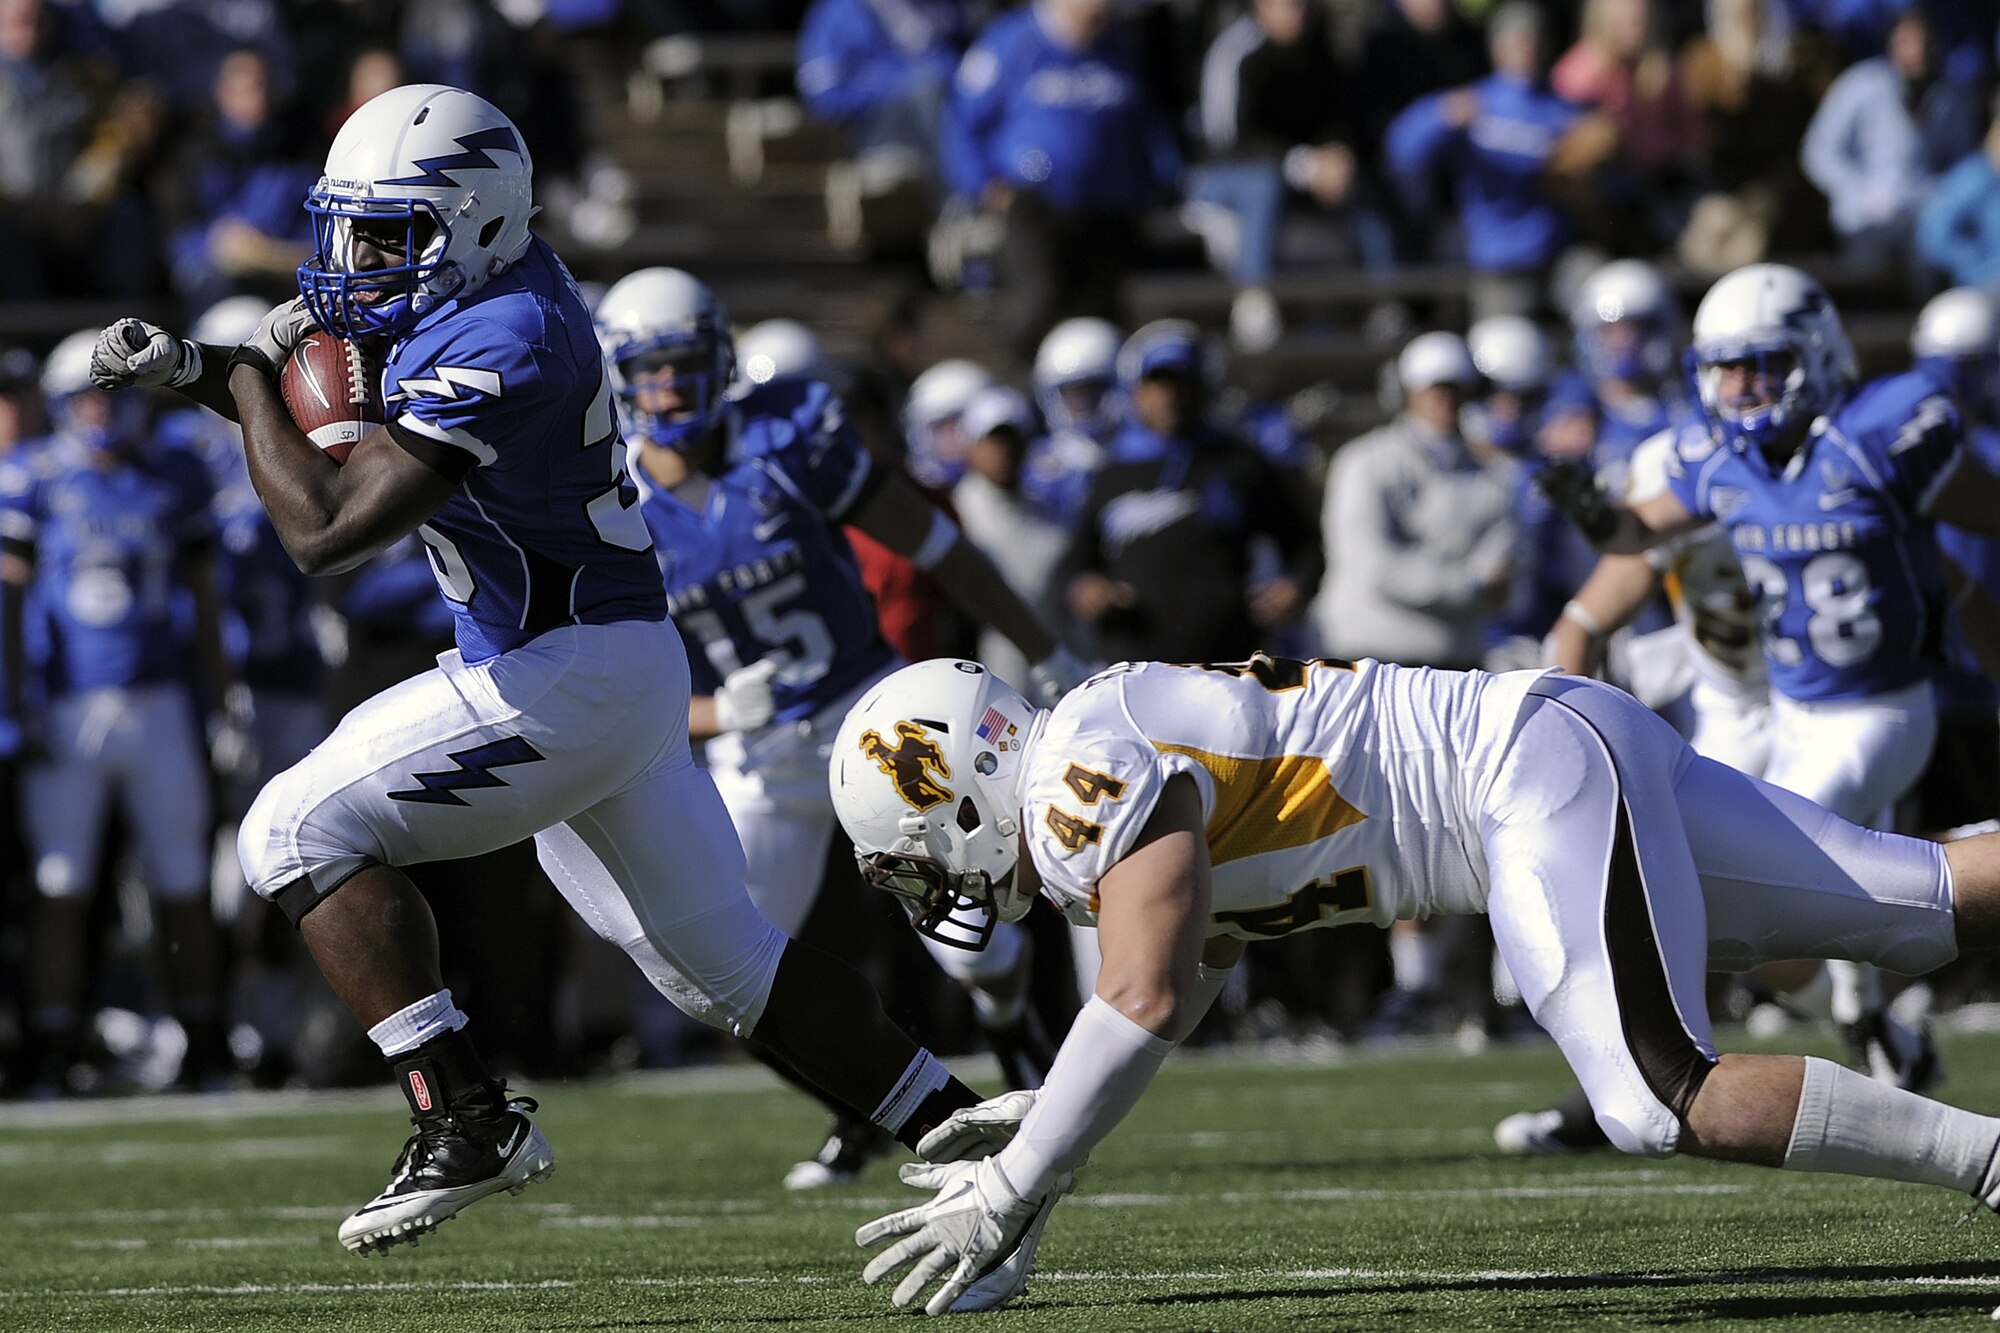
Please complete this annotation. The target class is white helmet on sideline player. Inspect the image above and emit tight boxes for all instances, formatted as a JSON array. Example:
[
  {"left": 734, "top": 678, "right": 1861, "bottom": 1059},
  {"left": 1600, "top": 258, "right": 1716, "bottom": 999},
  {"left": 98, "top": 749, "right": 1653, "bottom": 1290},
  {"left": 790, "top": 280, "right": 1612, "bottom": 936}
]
[
  {"left": 298, "top": 84, "right": 536, "bottom": 340},
  {"left": 1571, "top": 259, "right": 1678, "bottom": 384},
  {"left": 596, "top": 266, "right": 736, "bottom": 452},
  {"left": 734, "top": 318, "right": 826, "bottom": 390},
  {"left": 190, "top": 295, "right": 272, "bottom": 348},
  {"left": 44, "top": 328, "right": 143, "bottom": 449},
  {"left": 1033, "top": 317, "right": 1122, "bottom": 438},
  {"left": 1912, "top": 287, "right": 2000, "bottom": 421},
  {"left": 830, "top": 659, "right": 1040, "bottom": 951},
  {"left": 1465, "top": 316, "right": 1553, "bottom": 453},
  {"left": 903, "top": 358, "right": 993, "bottom": 487},
  {"left": 1689, "top": 262, "right": 1855, "bottom": 451}
]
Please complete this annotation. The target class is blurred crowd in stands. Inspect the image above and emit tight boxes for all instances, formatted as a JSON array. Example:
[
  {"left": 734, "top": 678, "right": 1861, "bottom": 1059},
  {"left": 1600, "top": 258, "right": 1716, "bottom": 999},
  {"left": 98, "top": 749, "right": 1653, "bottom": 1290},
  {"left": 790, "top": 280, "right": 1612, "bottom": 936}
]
[{"left": 5, "top": 0, "right": 2000, "bottom": 1099}]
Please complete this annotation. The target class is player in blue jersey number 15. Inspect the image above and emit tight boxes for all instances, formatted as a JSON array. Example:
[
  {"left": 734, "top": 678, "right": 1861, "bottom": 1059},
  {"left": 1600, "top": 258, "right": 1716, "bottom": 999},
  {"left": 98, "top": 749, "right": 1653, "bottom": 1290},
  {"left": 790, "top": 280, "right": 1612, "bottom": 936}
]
[
  {"left": 596, "top": 266, "right": 1085, "bottom": 1186},
  {"left": 82, "top": 85, "right": 1016, "bottom": 1282}
]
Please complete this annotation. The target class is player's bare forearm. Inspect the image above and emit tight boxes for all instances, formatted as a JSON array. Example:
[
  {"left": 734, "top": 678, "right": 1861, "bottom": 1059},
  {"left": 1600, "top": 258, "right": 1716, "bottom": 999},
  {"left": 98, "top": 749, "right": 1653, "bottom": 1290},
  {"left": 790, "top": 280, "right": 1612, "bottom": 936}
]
[
  {"left": 1092, "top": 775, "right": 1213, "bottom": 1037},
  {"left": 686, "top": 695, "right": 723, "bottom": 740},
  {"left": 929, "top": 539, "right": 1055, "bottom": 664},
  {"left": 231, "top": 364, "right": 457, "bottom": 577}
]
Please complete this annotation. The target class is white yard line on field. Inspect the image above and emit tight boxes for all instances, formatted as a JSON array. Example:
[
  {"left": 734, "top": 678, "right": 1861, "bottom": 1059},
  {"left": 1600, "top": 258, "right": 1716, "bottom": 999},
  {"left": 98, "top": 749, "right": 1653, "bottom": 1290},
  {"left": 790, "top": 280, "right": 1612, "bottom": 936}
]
[{"left": 3, "top": 1267, "right": 1997, "bottom": 1302}]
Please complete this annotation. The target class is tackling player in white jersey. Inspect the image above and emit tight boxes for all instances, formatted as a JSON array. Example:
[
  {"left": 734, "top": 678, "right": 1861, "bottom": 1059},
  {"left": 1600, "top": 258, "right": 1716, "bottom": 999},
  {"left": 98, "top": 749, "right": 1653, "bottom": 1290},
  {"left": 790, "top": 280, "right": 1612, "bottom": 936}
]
[
  {"left": 829, "top": 653, "right": 2000, "bottom": 1315},
  {"left": 85, "top": 84, "right": 1000, "bottom": 1262}
]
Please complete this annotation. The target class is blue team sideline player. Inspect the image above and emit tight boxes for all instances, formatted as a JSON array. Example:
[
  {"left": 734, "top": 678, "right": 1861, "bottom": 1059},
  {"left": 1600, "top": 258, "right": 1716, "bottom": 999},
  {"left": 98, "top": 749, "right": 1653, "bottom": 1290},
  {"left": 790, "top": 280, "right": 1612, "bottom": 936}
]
[
  {"left": 86, "top": 86, "right": 1026, "bottom": 1281},
  {"left": 1543, "top": 262, "right": 2000, "bottom": 1103},
  {"left": 595, "top": 266, "right": 1083, "bottom": 1187},
  {"left": 3, "top": 330, "right": 236, "bottom": 1094}
]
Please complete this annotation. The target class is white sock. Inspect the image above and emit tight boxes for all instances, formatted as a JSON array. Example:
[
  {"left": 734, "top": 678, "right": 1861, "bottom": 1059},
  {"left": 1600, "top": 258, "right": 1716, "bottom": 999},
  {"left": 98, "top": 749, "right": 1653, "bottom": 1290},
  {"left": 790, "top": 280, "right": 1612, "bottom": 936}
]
[
  {"left": 1826, "top": 960, "right": 1881, "bottom": 1025},
  {"left": 1784, "top": 1056, "right": 2000, "bottom": 1201},
  {"left": 870, "top": 1050, "right": 949, "bottom": 1135},
  {"left": 1390, "top": 930, "right": 1443, "bottom": 995},
  {"left": 366, "top": 989, "right": 469, "bottom": 1059}
]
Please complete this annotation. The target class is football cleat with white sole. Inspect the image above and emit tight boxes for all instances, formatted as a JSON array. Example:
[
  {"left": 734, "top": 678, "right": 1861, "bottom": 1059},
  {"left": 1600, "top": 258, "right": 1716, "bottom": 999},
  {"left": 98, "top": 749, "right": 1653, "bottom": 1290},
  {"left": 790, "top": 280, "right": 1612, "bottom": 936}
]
[
  {"left": 784, "top": 1118, "right": 894, "bottom": 1191},
  {"left": 1493, "top": 1089, "right": 1611, "bottom": 1156},
  {"left": 339, "top": 1095, "right": 555, "bottom": 1255}
]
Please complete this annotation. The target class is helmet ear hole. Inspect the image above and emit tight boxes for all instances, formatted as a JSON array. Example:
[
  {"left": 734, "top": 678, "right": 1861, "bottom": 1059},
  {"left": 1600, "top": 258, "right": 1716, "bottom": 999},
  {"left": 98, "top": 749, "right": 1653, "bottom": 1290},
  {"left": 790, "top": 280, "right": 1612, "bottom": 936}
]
[
  {"left": 478, "top": 217, "right": 505, "bottom": 248},
  {"left": 956, "top": 797, "right": 982, "bottom": 835}
]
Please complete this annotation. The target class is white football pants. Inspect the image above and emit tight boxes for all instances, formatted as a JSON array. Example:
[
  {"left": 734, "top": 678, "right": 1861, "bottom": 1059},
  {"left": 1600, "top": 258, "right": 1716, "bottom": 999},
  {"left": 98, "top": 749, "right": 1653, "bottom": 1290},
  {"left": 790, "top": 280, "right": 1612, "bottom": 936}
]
[
  {"left": 1480, "top": 676, "right": 1953, "bottom": 1158},
  {"left": 239, "top": 619, "right": 788, "bottom": 1037}
]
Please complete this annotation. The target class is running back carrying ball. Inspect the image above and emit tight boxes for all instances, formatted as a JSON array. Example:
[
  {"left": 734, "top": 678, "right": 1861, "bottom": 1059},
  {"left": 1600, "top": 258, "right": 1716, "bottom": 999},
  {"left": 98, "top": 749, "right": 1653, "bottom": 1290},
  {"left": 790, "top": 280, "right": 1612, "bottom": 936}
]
[{"left": 280, "top": 331, "right": 384, "bottom": 463}]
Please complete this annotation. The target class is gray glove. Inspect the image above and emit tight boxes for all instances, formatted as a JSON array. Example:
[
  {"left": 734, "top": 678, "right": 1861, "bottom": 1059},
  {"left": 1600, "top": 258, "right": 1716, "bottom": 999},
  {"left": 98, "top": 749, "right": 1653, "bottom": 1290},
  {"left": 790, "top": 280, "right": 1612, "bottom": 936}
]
[
  {"left": 229, "top": 297, "right": 317, "bottom": 379},
  {"left": 90, "top": 319, "right": 201, "bottom": 391}
]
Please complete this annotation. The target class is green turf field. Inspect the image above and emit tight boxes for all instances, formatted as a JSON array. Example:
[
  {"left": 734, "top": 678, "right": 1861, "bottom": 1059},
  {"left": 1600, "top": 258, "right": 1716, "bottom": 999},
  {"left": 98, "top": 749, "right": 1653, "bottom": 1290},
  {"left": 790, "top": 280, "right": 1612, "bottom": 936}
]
[{"left": 6, "top": 1030, "right": 2000, "bottom": 1331}]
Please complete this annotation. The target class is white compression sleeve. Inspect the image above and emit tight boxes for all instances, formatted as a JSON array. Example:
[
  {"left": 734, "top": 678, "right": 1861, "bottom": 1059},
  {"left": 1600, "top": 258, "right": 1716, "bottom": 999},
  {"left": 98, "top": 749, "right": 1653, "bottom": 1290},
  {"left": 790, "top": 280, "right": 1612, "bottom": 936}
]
[
  {"left": 994, "top": 994, "right": 1174, "bottom": 1199},
  {"left": 1784, "top": 1056, "right": 2000, "bottom": 1200}
]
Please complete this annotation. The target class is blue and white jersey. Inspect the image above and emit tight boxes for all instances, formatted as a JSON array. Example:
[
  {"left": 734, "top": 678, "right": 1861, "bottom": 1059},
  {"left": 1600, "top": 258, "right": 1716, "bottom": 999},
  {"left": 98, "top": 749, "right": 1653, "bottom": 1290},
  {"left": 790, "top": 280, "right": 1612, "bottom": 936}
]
[
  {"left": 0, "top": 437, "right": 215, "bottom": 697},
  {"left": 638, "top": 378, "right": 896, "bottom": 726},
  {"left": 1667, "top": 370, "right": 1962, "bottom": 703},
  {"left": 386, "top": 236, "right": 667, "bottom": 663},
  {"left": 161, "top": 408, "right": 325, "bottom": 695}
]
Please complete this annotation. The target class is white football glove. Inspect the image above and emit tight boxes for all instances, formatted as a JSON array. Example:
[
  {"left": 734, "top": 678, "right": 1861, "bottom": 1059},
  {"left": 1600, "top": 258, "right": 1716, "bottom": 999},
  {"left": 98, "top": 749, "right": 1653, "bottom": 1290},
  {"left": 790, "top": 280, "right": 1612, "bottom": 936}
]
[
  {"left": 232, "top": 297, "right": 317, "bottom": 379},
  {"left": 713, "top": 658, "right": 780, "bottom": 732},
  {"left": 857, "top": 1156, "right": 1071, "bottom": 1316},
  {"left": 90, "top": 319, "right": 201, "bottom": 391},
  {"left": 915, "top": 1089, "right": 1037, "bottom": 1163},
  {"left": 1026, "top": 645, "right": 1093, "bottom": 708}
]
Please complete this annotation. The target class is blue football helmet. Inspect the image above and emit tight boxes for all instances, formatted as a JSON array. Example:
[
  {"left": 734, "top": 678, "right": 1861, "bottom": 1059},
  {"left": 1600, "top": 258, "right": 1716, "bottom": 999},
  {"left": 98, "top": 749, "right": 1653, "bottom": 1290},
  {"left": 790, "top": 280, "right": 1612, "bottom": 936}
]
[{"left": 596, "top": 267, "right": 736, "bottom": 452}]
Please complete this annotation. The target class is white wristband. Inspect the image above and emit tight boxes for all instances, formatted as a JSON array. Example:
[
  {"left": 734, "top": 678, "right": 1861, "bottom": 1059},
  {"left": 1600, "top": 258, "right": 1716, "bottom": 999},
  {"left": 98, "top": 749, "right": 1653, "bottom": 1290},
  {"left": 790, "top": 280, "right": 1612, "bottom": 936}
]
[
  {"left": 994, "top": 993, "right": 1174, "bottom": 1199},
  {"left": 1560, "top": 599, "right": 1606, "bottom": 639},
  {"left": 909, "top": 508, "right": 960, "bottom": 571}
]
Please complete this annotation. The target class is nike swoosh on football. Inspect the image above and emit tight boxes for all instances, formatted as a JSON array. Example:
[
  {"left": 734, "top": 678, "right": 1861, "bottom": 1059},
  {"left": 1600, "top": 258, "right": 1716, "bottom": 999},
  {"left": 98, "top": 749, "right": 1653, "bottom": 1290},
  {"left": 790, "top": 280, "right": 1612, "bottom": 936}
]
[{"left": 1818, "top": 489, "right": 1858, "bottom": 510}]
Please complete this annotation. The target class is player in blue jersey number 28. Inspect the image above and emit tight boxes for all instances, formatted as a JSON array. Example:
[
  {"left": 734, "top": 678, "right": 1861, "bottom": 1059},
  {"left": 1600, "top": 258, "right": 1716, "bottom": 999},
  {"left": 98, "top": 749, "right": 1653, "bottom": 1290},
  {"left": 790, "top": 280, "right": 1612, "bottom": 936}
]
[{"left": 82, "top": 86, "right": 1024, "bottom": 1291}]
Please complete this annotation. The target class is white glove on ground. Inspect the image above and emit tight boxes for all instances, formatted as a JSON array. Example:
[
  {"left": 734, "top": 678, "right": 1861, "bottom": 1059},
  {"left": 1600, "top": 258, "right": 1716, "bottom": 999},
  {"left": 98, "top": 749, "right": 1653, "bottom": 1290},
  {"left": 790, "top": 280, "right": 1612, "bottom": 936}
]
[
  {"left": 857, "top": 1156, "right": 1071, "bottom": 1316},
  {"left": 714, "top": 658, "right": 780, "bottom": 732}
]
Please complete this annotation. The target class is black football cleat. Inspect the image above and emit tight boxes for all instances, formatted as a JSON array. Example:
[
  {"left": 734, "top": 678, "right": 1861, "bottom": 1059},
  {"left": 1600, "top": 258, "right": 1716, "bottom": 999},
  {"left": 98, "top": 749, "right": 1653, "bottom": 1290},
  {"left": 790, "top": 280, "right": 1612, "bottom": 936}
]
[
  {"left": 1844, "top": 1009, "right": 1945, "bottom": 1093},
  {"left": 339, "top": 1095, "right": 554, "bottom": 1255},
  {"left": 784, "top": 1116, "right": 894, "bottom": 1191},
  {"left": 984, "top": 1005, "right": 1059, "bottom": 1092}
]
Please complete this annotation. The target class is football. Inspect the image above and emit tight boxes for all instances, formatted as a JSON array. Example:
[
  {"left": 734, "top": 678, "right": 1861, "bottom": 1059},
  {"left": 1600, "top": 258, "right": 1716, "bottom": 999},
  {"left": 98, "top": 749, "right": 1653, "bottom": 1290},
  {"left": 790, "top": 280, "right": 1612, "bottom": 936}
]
[{"left": 281, "top": 331, "right": 385, "bottom": 464}]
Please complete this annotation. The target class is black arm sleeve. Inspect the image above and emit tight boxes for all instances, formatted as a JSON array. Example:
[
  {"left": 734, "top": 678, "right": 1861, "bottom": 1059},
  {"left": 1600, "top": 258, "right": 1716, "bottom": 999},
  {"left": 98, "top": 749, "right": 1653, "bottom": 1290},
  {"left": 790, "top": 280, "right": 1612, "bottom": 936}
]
[{"left": 170, "top": 343, "right": 248, "bottom": 422}]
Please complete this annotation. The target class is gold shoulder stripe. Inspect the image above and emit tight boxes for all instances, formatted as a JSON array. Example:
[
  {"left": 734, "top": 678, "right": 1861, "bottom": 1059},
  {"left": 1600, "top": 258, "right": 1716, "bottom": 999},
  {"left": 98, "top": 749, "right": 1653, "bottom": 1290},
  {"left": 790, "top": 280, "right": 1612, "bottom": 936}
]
[{"left": 1152, "top": 742, "right": 1366, "bottom": 865}]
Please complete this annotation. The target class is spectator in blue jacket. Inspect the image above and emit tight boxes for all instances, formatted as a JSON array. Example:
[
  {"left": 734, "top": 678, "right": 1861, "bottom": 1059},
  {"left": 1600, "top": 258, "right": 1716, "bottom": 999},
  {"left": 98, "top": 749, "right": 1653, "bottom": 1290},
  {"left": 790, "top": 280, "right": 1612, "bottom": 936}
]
[
  {"left": 160, "top": 47, "right": 317, "bottom": 310},
  {"left": 942, "top": 0, "right": 1182, "bottom": 363},
  {"left": 1384, "top": 2, "right": 1584, "bottom": 319},
  {"left": 796, "top": 0, "right": 968, "bottom": 182},
  {"left": 1917, "top": 112, "right": 2000, "bottom": 289},
  {"left": 1800, "top": 9, "right": 1983, "bottom": 270}
]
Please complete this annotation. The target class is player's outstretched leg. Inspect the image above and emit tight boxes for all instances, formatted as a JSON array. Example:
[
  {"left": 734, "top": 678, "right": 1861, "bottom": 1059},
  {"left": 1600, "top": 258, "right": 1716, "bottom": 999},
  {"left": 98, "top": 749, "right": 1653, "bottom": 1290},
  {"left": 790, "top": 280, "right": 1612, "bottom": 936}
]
[{"left": 291, "top": 865, "right": 556, "bottom": 1255}]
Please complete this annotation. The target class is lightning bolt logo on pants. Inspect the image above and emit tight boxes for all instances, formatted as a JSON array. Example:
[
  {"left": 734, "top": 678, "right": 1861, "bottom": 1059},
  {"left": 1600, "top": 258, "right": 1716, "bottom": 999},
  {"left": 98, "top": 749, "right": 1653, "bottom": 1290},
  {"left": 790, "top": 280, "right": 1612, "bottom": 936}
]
[{"left": 388, "top": 736, "right": 546, "bottom": 806}]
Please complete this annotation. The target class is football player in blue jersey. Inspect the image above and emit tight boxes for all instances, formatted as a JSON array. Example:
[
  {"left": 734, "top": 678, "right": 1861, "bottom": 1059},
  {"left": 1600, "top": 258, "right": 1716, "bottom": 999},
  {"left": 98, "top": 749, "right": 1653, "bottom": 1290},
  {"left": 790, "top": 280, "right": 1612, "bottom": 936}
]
[
  {"left": 596, "top": 267, "right": 1085, "bottom": 1188},
  {"left": 1909, "top": 288, "right": 2000, "bottom": 839},
  {"left": 1544, "top": 262, "right": 2000, "bottom": 1096},
  {"left": 86, "top": 86, "right": 1033, "bottom": 1280},
  {"left": 1570, "top": 259, "right": 1692, "bottom": 496},
  {"left": 3, "top": 330, "right": 236, "bottom": 1095},
  {"left": 1022, "top": 317, "right": 1121, "bottom": 529}
]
